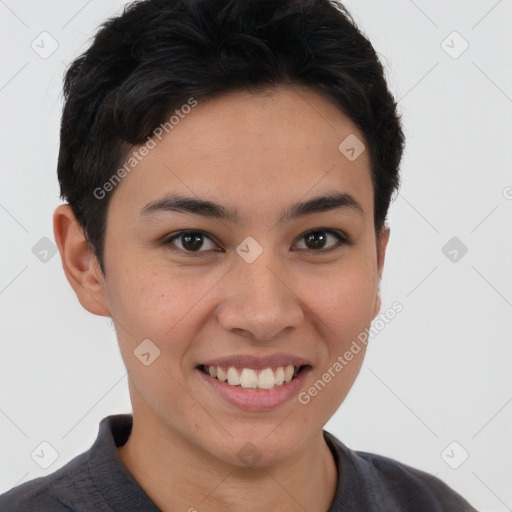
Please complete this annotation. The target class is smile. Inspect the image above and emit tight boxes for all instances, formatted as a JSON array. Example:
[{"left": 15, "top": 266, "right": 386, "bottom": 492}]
[
  {"left": 197, "top": 364, "right": 308, "bottom": 391},
  {"left": 196, "top": 363, "right": 313, "bottom": 410}
]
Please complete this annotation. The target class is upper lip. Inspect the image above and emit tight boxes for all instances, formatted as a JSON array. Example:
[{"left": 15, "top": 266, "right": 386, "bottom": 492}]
[{"left": 198, "top": 353, "right": 312, "bottom": 370}]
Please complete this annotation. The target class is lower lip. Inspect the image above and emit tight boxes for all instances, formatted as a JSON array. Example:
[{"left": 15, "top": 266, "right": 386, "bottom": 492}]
[{"left": 196, "top": 367, "right": 312, "bottom": 411}]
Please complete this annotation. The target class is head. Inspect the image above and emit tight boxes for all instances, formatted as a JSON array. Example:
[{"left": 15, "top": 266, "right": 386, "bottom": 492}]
[{"left": 54, "top": 0, "right": 404, "bottom": 467}]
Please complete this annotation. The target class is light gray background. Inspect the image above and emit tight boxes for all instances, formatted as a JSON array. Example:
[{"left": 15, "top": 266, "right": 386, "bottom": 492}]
[{"left": 1, "top": 1, "right": 511, "bottom": 510}]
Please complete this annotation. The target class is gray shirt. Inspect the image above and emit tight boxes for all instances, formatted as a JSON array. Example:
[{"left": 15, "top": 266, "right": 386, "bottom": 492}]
[{"left": 0, "top": 414, "right": 478, "bottom": 511}]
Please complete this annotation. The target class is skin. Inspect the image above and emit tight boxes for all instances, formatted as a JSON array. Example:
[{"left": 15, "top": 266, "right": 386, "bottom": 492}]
[{"left": 53, "top": 85, "right": 389, "bottom": 512}]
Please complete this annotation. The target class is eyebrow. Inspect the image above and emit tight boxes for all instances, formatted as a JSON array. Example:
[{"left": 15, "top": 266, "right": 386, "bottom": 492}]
[{"left": 139, "top": 192, "right": 364, "bottom": 223}]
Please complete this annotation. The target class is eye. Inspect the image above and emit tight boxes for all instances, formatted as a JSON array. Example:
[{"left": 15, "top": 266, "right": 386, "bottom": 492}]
[
  {"left": 163, "top": 230, "right": 218, "bottom": 254},
  {"left": 162, "top": 228, "right": 350, "bottom": 256},
  {"left": 293, "top": 229, "right": 349, "bottom": 252}
]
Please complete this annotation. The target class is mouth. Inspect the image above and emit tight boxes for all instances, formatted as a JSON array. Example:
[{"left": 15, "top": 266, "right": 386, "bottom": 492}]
[
  {"left": 196, "top": 364, "right": 311, "bottom": 391},
  {"left": 196, "top": 362, "right": 313, "bottom": 410}
]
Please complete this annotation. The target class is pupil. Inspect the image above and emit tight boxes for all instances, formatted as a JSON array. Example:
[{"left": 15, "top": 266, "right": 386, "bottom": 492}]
[
  {"left": 182, "top": 232, "right": 203, "bottom": 251},
  {"left": 306, "top": 231, "right": 326, "bottom": 250}
]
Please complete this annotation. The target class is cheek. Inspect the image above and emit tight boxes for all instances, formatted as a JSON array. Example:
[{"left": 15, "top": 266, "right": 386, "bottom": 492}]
[
  {"left": 294, "top": 261, "right": 375, "bottom": 419},
  {"left": 297, "top": 256, "right": 378, "bottom": 343},
  {"left": 105, "top": 259, "right": 222, "bottom": 350}
]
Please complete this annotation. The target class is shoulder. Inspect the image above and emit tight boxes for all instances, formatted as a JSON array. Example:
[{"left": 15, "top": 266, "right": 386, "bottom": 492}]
[
  {"left": 0, "top": 451, "right": 97, "bottom": 512},
  {"left": 355, "top": 449, "right": 476, "bottom": 511},
  {"left": 323, "top": 431, "right": 477, "bottom": 512},
  {"left": 0, "top": 414, "right": 137, "bottom": 512}
]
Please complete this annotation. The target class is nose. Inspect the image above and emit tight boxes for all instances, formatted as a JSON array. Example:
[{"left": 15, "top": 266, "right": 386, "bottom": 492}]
[{"left": 216, "top": 251, "right": 304, "bottom": 341}]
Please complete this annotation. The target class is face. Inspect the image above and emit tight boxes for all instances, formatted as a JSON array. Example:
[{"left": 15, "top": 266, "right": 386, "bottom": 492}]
[{"left": 60, "top": 85, "right": 389, "bottom": 467}]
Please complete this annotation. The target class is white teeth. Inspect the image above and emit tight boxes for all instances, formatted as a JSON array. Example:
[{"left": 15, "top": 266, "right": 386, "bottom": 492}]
[
  {"left": 203, "top": 364, "right": 302, "bottom": 390},
  {"left": 275, "top": 367, "right": 285, "bottom": 386},
  {"left": 240, "top": 368, "right": 258, "bottom": 388},
  {"left": 258, "top": 368, "right": 275, "bottom": 389},
  {"left": 216, "top": 367, "right": 227, "bottom": 382},
  {"left": 227, "top": 366, "right": 241, "bottom": 386}
]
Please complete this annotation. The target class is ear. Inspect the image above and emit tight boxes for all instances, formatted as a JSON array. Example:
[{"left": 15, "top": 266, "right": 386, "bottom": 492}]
[
  {"left": 53, "top": 204, "right": 111, "bottom": 317},
  {"left": 371, "top": 226, "right": 390, "bottom": 320}
]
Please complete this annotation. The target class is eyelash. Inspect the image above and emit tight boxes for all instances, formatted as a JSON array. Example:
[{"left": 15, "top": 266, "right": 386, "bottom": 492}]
[{"left": 161, "top": 229, "right": 350, "bottom": 256}]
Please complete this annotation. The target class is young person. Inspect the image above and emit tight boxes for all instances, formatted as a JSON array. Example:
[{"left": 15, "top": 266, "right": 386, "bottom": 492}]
[{"left": 0, "top": 0, "right": 477, "bottom": 510}]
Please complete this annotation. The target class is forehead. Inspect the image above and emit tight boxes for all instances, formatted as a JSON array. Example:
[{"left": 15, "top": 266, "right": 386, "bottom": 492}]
[{"left": 109, "top": 85, "right": 373, "bottom": 224}]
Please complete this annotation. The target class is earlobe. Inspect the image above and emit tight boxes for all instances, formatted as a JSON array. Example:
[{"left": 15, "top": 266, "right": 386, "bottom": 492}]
[{"left": 53, "top": 204, "right": 111, "bottom": 317}]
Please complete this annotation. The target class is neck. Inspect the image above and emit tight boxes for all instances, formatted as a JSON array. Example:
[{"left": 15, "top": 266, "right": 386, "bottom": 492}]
[{"left": 117, "top": 408, "right": 338, "bottom": 512}]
